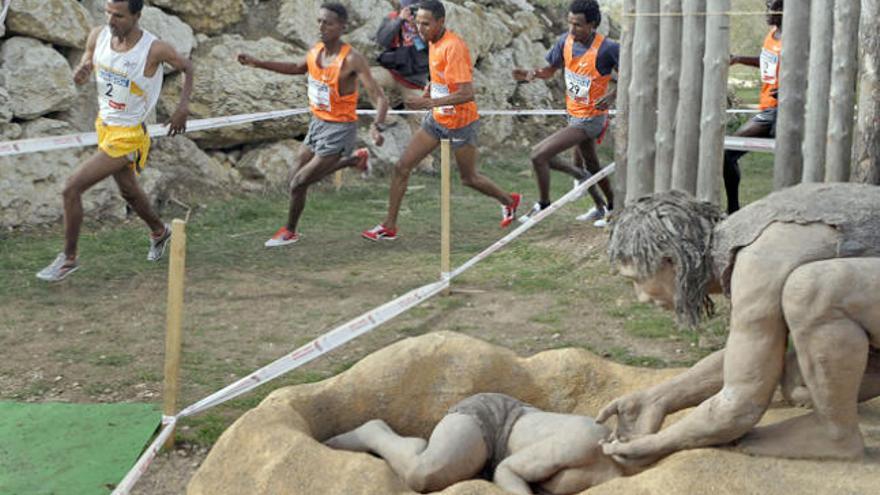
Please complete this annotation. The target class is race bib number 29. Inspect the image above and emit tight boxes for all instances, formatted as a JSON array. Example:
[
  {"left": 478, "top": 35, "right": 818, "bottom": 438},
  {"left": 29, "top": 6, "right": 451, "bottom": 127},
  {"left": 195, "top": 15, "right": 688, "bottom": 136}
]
[{"left": 565, "top": 70, "right": 592, "bottom": 102}]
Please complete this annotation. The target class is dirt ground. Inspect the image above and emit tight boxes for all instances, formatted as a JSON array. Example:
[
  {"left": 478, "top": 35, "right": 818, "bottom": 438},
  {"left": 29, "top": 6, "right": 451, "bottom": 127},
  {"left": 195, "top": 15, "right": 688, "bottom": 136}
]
[{"left": 1, "top": 219, "right": 729, "bottom": 494}]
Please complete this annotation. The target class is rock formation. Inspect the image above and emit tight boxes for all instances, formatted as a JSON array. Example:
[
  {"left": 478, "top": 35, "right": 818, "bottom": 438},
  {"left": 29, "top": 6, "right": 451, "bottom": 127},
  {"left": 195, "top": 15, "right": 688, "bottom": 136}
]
[{"left": 188, "top": 332, "right": 880, "bottom": 495}]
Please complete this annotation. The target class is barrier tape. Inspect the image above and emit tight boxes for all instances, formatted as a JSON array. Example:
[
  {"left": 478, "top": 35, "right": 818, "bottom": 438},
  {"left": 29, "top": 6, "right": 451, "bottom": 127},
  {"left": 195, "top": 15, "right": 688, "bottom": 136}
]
[
  {"left": 1, "top": 107, "right": 763, "bottom": 158},
  {"left": 110, "top": 161, "right": 616, "bottom": 494},
  {"left": 110, "top": 416, "right": 177, "bottom": 495},
  {"left": 723, "top": 136, "right": 775, "bottom": 152}
]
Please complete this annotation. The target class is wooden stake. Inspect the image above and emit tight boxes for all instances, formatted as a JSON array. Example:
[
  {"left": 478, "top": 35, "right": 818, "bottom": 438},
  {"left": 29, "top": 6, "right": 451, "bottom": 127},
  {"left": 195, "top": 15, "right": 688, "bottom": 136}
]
[
  {"left": 162, "top": 219, "right": 187, "bottom": 450},
  {"left": 334, "top": 170, "right": 343, "bottom": 191},
  {"left": 441, "top": 139, "right": 451, "bottom": 295}
]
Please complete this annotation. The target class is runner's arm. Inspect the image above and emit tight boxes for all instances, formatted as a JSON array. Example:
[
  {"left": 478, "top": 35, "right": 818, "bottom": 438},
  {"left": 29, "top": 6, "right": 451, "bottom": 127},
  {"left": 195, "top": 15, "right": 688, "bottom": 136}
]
[
  {"left": 237, "top": 54, "right": 308, "bottom": 75},
  {"left": 152, "top": 41, "right": 194, "bottom": 136},
  {"left": 729, "top": 55, "right": 760, "bottom": 68},
  {"left": 511, "top": 66, "right": 558, "bottom": 82},
  {"left": 73, "top": 27, "right": 102, "bottom": 85},
  {"left": 351, "top": 52, "right": 388, "bottom": 145}
]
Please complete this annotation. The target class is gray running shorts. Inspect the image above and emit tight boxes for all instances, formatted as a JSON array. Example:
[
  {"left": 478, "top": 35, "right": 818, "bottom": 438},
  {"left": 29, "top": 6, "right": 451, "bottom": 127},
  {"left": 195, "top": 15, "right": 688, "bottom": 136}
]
[
  {"left": 304, "top": 117, "right": 358, "bottom": 157},
  {"left": 568, "top": 114, "right": 607, "bottom": 139},
  {"left": 421, "top": 113, "right": 479, "bottom": 149},
  {"left": 752, "top": 108, "right": 778, "bottom": 137}
]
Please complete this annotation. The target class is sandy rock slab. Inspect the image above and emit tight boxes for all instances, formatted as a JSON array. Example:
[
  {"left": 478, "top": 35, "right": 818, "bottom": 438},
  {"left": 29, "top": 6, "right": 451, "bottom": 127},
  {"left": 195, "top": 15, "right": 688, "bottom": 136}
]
[{"left": 187, "top": 331, "right": 880, "bottom": 494}]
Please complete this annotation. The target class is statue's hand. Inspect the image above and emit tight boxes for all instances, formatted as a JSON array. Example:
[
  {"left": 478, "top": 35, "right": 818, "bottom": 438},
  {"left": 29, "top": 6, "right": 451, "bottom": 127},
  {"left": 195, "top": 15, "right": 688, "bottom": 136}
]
[
  {"left": 596, "top": 390, "right": 667, "bottom": 441},
  {"left": 600, "top": 435, "right": 665, "bottom": 468}
]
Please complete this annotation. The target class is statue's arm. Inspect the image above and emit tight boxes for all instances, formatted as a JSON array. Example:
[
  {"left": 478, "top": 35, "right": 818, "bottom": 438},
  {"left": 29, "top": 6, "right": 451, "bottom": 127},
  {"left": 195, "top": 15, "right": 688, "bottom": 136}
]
[{"left": 494, "top": 437, "right": 597, "bottom": 495}]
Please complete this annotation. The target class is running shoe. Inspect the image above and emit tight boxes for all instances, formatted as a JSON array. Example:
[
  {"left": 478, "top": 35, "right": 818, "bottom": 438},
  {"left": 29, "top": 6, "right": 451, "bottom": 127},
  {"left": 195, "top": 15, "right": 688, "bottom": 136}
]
[
  {"left": 147, "top": 224, "right": 172, "bottom": 261},
  {"left": 575, "top": 205, "right": 606, "bottom": 223},
  {"left": 500, "top": 193, "right": 522, "bottom": 228},
  {"left": 265, "top": 226, "right": 300, "bottom": 247},
  {"left": 593, "top": 211, "right": 613, "bottom": 228},
  {"left": 518, "top": 202, "right": 544, "bottom": 224},
  {"left": 354, "top": 148, "right": 371, "bottom": 178},
  {"left": 362, "top": 224, "right": 398, "bottom": 241},
  {"left": 36, "top": 253, "right": 80, "bottom": 282}
]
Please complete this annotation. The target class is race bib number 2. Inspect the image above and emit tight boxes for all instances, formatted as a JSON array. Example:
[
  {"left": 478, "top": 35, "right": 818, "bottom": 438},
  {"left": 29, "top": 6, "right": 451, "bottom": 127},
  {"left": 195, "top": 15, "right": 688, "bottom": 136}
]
[
  {"left": 97, "top": 67, "right": 131, "bottom": 111},
  {"left": 565, "top": 70, "right": 592, "bottom": 102},
  {"left": 430, "top": 83, "right": 455, "bottom": 115},
  {"left": 308, "top": 76, "right": 332, "bottom": 111}
]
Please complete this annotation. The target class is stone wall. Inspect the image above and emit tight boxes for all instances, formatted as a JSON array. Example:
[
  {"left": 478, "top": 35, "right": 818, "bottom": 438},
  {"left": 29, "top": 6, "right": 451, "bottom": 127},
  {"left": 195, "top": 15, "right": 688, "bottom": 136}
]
[{"left": 0, "top": 0, "right": 767, "bottom": 228}]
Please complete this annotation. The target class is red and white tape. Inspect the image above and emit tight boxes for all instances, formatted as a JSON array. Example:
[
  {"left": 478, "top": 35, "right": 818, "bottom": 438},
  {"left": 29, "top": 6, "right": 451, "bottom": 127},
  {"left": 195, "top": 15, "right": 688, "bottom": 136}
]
[{"left": 110, "top": 416, "right": 177, "bottom": 495}]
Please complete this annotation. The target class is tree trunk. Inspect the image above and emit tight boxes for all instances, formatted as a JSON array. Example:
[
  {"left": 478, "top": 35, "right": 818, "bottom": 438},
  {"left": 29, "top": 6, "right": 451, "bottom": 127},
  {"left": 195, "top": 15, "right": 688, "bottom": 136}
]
[
  {"left": 614, "top": 0, "right": 637, "bottom": 204},
  {"left": 773, "top": 0, "right": 811, "bottom": 189},
  {"left": 854, "top": 0, "right": 880, "bottom": 184},
  {"left": 825, "top": 0, "right": 861, "bottom": 182},
  {"left": 671, "top": 0, "right": 706, "bottom": 195},
  {"left": 696, "top": 0, "right": 730, "bottom": 204},
  {"left": 654, "top": 0, "right": 682, "bottom": 192},
  {"left": 625, "top": 0, "right": 660, "bottom": 201},
  {"left": 802, "top": 0, "right": 834, "bottom": 183}
]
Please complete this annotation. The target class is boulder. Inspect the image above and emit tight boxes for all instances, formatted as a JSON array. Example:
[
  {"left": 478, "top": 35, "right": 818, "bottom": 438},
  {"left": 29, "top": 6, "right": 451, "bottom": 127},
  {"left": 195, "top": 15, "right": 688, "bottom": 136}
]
[
  {"left": 0, "top": 119, "right": 119, "bottom": 228},
  {"left": 277, "top": 0, "right": 394, "bottom": 59},
  {"left": 0, "top": 122, "right": 21, "bottom": 141},
  {"left": 0, "top": 37, "right": 77, "bottom": 119},
  {"left": 140, "top": 6, "right": 198, "bottom": 66},
  {"left": 5, "top": 0, "right": 92, "bottom": 48},
  {"left": 473, "top": 49, "right": 517, "bottom": 147},
  {"left": 159, "top": 35, "right": 309, "bottom": 149},
  {"left": 148, "top": 0, "right": 244, "bottom": 35},
  {"left": 188, "top": 332, "right": 880, "bottom": 495},
  {"left": 236, "top": 139, "right": 301, "bottom": 187},
  {"left": 358, "top": 115, "right": 413, "bottom": 175},
  {"left": 0, "top": 85, "right": 12, "bottom": 123},
  {"left": 146, "top": 135, "right": 239, "bottom": 201},
  {"left": 444, "top": 2, "right": 511, "bottom": 63}
]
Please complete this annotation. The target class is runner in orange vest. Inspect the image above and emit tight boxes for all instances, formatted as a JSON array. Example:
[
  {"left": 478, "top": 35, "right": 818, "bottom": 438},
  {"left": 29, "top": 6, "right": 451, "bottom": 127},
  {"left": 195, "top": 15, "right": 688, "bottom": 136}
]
[
  {"left": 362, "top": 0, "right": 521, "bottom": 241},
  {"left": 237, "top": 2, "right": 388, "bottom": 247},
  {"left": 725, "top": 0, "right": 783, "bottom": 214},
  {"left": 512, "top": 0, "right": 617, "bottom": 228}
]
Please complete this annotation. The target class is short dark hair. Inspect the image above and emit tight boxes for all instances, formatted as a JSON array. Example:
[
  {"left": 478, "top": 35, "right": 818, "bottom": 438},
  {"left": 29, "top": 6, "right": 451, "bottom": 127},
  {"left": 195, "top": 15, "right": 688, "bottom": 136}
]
[
  {"left": 320, "top": 2, "right": 349, "bottom": 23},
  {"left": 768, "top": 0, "right": 783, "bottom": 11},
  {"left": 418, "top": 0, "right": 446, "bottom": 20},
  {"left": 569, "top": 0, "right": 601, "bottom": 26},
  {"left": 112, "top": 0, "right": 143, "bottom": 15}
]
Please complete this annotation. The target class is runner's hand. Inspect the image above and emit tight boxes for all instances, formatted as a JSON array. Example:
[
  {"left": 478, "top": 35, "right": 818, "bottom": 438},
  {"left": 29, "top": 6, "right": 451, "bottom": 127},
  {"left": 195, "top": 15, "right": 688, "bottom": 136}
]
[
  {"left": 237, "top": 53, "right": 258, "bottom": 67},
  {"left": 595, "top": 92, "right": 615, "bottom": 110},
  {"left": 370, "top": 126, "right": 385, "bottom": 147},
  {"left": 73, "top": 61, "right": 94, "bottom": 85},
  {"left": 511, "top": 68, "right": 533, "bottom": 82},
  {"left": 165, "top": 108, "right": 188, "bottom": 136}
]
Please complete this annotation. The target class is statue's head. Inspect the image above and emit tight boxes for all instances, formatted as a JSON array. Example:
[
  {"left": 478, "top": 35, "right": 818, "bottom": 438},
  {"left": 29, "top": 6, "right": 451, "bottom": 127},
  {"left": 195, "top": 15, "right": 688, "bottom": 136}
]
[{"left": 608, "top": 191, "right": 724, "bottom": 328}]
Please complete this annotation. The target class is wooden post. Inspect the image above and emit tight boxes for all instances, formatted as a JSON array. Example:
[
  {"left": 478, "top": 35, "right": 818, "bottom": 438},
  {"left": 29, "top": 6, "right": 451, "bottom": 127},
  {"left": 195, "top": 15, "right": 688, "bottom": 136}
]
[
  {"left": 854, "top": 0, "right": 880, "bottom": 184},
  {"left": 671, "top": 0, "right": 706, "bottom": 195},
  {"left": 696, "top": 0, "right": 730, "bottom": 204},
  {"left": 614, "top": 0, "right": 637, "bottom": 205},
  {"left": 162, "top": 219, "right": 187, "bottom": 450},
  {"left": 773, "top": 0, "right": 811, "bottom": 189},
  {"left": 334, "top": 170, "right": 343, "bottom": 191},
  {"left": 802, "top": 0, "right": 834, "bottom": 182},
  {"left": 626, "top": 0, "right": 660, "bottom": 201},
  {"left": 654, "top": 0, "right": 683, "bottom": 193},
  {"left": 440, "top": 139, "right": 451, "bottom": 295},
  {"left": 825, "top": 0, "right": 861, "bottom": 182}
]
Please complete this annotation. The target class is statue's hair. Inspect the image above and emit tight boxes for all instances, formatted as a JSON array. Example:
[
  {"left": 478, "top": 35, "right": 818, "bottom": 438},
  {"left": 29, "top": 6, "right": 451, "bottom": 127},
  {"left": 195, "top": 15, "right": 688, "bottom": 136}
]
[
  {"left": 608, "top": 190, "right": 724, "bottom": 328},
  {"left": 112, "top": 0, "right": 144, "bottom": 14}
]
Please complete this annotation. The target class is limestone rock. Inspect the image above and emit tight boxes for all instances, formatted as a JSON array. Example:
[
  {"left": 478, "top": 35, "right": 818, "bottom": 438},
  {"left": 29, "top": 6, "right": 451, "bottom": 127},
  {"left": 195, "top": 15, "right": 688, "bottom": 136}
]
[
  {"left": 473, "top": 49, "right": 517, "bottom": 147},
  {"left": 0, "top": 122, "right": 22, "bottom": 141},
  {"left": 147, "top": 135, "right": 239, "bottom": 201},
  {"left": 0, "top": 119, "right": 118, "bottom": 228},
  {"left": 0, "top": 85, "right": 12, "bottom": 123},
  {"left": 159, "top": 35, "right": 309, "bottom": 149},
  {"left": 277, "top": 0, "right": 394, "bottom": 58},
  {"left": 148, "top": 0, "right": 244, "bottom": 35},
  {"left": 444, "top": 2, "right": 511, "bottom": 63},
  {"left": 6, "top": 0, "right": 92, "bottom": 48},
  {"left": 188, "top": 331, "right": 880, "bottom": 495},
  {"left": 0, "top": 37, "right": 76, "bottom": 119},
  {"left": 359, "top": 116, "right": 413, "bottom": 175},
  {"left": 236, "top": 139, "right": 301, "bottom": 187},
  {"left": 140, "top": 6, "right": 197, "bottom": 66}
]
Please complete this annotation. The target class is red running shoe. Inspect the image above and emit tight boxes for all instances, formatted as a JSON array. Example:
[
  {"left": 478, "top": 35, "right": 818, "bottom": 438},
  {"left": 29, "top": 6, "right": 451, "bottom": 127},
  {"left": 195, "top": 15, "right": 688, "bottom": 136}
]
[
  {"left": 265, "top": 226, "right": 300, "bottom": 247},
  {"left": 362, "top": 224, "right": 398, "bottom": 241},
  {"left": 500, "top": 193, "right": 521, "bottom": 228}
]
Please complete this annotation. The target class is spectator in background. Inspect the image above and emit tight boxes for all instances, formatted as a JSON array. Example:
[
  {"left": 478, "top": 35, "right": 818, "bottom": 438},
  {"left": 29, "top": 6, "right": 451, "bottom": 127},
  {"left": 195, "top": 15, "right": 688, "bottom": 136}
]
[{"left": 373, "top": 0, "right": 429, "bottom": 107}]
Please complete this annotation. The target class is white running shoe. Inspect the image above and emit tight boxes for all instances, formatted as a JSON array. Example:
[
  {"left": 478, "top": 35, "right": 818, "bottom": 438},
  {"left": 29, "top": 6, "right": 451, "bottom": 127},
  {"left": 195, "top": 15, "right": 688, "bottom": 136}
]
[
  {"left": 36, "top": 253, "right": 80, "bottom": 282},
  {"left": 575, "top": 206, "right": 605, "bottom": 223}
]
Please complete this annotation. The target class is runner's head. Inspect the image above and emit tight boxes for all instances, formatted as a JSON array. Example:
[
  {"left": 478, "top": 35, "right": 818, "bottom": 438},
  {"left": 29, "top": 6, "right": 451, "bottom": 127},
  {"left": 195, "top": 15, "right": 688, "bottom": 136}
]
[
  {"left": 766, "top": 0, "right": 783, "bottom": 27},
  {"left": 105, "top": 0, "right": 143, "bottom": 39},
  {"left": 416, "top": 0, "right": 446, "bottom": 43},
  {"left": 318, "top": 3, "right": 348, "bottom": 44},
  {"left": 568, "top": 0, "right": 601, "bottom": 44}
]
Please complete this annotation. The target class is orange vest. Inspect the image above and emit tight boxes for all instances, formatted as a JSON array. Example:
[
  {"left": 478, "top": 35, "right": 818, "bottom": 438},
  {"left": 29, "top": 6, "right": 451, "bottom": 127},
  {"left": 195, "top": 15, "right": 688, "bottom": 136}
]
[
  {"left": 429, "top": 30, "right": 479, "bottom": 129},
  {"left": 759, "top": 27, "right": 782, "bottom": 110},
  {"left": 563, "top": 33, "right": 611, "bottom": 119},
  {"left": 306, "top": 42, "right": 358, "bottom": 122}
]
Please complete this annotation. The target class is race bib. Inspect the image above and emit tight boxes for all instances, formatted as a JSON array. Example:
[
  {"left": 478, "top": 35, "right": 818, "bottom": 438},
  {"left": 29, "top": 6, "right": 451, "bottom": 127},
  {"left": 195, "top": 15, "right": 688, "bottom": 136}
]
[
  {"left": 308, "top": 76, "right": 332, "bottom": 111},
  {"left": 430, "top": 83, "right": 455, "bottom": 115},
  {"left": 97, "top": 66, "right": 131, "bottom": 111},
  {"left": 565, "top": 70, "right": 592, "bottom": 102},
  {"left": 760, "top": 48, "right": 779, "bottom": 84}
]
